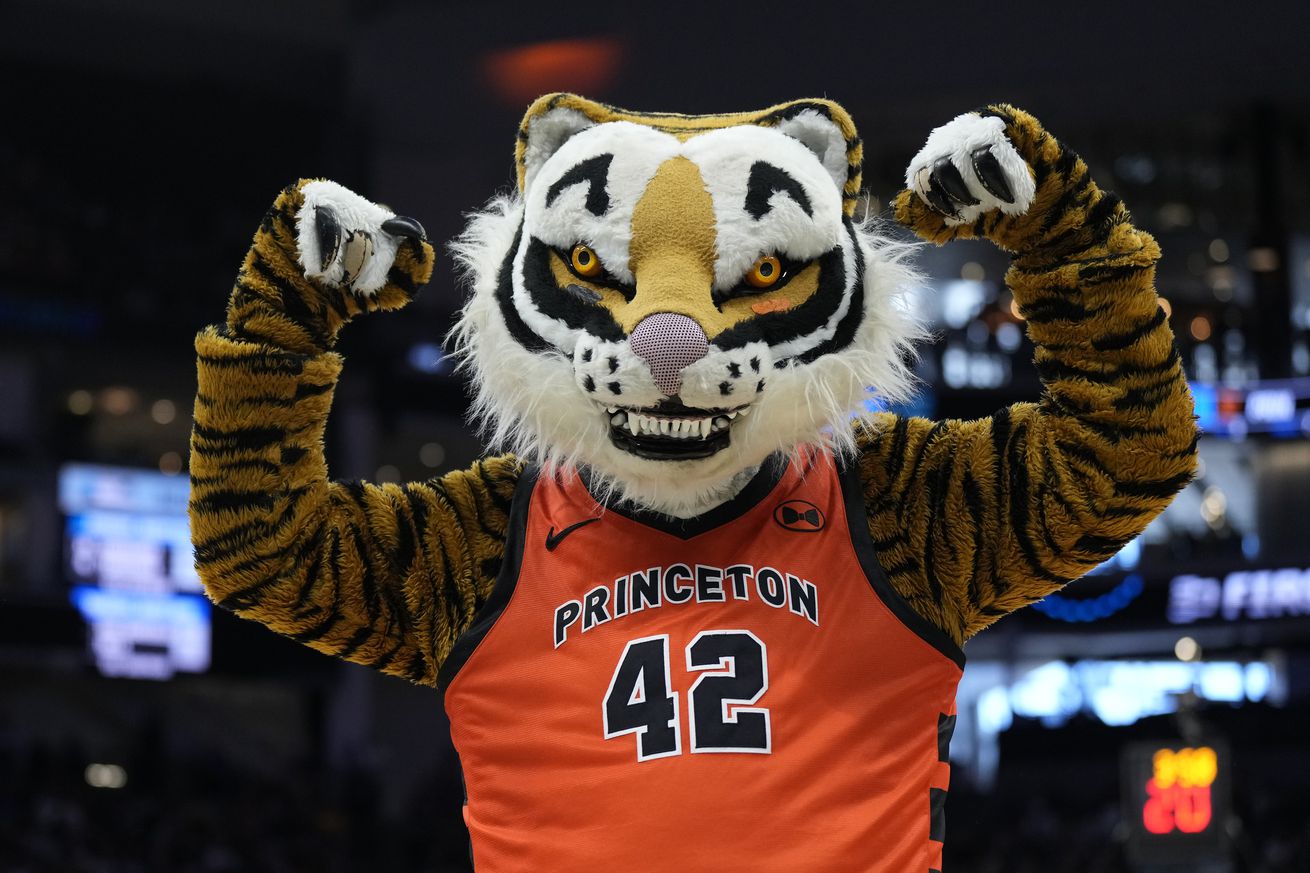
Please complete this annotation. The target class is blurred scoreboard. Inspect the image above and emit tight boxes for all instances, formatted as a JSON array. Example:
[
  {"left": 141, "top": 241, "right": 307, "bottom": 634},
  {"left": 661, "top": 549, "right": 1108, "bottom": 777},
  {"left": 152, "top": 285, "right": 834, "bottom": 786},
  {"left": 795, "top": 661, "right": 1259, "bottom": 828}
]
[
  {"left": 59, "top": 463, "right": 209, "bottom": 679},
  {"left": 1122, "top": 741, "right": 1231, "bottom": 870}
]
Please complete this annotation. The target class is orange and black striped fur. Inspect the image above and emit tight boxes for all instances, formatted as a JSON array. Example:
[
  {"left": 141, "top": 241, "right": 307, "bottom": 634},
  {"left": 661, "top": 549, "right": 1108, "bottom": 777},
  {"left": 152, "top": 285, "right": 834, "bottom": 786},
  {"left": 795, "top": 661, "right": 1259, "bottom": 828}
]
[{"left": 189, "top": 103, "right": 1196, "bottom": 683}]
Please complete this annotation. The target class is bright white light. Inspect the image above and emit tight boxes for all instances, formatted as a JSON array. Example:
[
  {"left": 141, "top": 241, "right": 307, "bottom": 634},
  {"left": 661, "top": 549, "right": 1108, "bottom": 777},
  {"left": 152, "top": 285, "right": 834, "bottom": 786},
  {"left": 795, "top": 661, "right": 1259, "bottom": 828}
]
[
  {"left": 1198, "top": 663, "right": 1243, "bottom": 702},
  {"left": 940, "top": 281, "right": 987, "bottom": 329},
  {"left": 84, "top": 763, "right": 127, "bottom": 789},
  {"left": 1174, "top": 636, "right": 1200, "bottom": 662},
  {"left": 1245, "top": 663, "right": 1271, "bottom": 702},
  {"left": 1090, "top": 686, "right": 1158, "bottom": 726},
  {"left": 1009, "top": 661, "right": 1075, "bottom": 719},
  {"left": 977, "top": 686, "right": 1013, "bottom": 735}
]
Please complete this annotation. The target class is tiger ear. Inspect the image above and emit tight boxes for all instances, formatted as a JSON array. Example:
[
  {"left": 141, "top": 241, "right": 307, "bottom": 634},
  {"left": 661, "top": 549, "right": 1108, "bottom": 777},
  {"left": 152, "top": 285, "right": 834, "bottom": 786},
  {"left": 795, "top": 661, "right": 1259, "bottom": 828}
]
[
  {"left": 516, "top": 94, "right": 616, "bottom": 195},
  {"left": 771, "top": 108, "right": 854, "bottom": 196}
]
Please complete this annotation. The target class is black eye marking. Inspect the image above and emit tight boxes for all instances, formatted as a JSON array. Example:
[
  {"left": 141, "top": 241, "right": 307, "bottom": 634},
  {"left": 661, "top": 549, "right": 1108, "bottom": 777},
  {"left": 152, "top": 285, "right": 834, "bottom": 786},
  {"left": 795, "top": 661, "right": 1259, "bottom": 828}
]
[
  {"left": 565, "top": 283, "right": 602, "bottom": 303},
  {"left": 745, "top": 161, "right": 813, "bottom": 220},
  {"left": 546, "top": 153, "right": 615, "bottom": 216},
  {"left": 727, "top": 362, "right": 741, "bottom": 378}
]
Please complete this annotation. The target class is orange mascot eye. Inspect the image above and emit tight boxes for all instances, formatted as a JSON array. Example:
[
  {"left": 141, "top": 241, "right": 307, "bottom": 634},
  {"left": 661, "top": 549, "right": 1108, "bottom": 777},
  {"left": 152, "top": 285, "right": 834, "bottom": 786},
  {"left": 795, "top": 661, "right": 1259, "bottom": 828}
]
[
  {"left": 570, "top": 244, "right": 603, "bottom": 278},
  {"left": 745, "top": 255, "right": 782, "bottom": 289}
]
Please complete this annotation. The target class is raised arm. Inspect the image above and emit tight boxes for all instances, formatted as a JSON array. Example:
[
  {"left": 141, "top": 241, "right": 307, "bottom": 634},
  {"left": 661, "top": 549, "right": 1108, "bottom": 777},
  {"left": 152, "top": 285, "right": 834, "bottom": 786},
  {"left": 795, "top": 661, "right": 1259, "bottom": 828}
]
[
  {"left": 189, "top": 180, "right": 521, "bottom": 686},
  {"left": 856, "top": 106, "right": 1198, "bottom": 645}
]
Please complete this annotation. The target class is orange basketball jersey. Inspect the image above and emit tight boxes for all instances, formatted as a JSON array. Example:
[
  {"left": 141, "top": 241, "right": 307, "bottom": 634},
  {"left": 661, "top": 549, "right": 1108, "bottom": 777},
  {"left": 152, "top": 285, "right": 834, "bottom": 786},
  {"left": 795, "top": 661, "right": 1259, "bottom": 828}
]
[{"left": 441, "top": 450, "right": 964, "bottom": 872}]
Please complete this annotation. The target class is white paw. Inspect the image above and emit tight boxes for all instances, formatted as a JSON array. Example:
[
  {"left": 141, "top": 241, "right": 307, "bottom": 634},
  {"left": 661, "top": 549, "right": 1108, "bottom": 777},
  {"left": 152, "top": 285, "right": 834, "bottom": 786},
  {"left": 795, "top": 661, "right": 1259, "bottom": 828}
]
[
  {"left": 295, "top": 180, "right": 421, "bottom": 295},
  {"left": 905, "top": 113, "right": 1036, "bottom": 225}
]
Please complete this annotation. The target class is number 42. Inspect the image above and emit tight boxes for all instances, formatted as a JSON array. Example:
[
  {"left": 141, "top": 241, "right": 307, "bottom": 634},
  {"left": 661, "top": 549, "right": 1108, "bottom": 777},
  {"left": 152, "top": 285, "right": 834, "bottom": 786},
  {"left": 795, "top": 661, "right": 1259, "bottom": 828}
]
[{"left": 603, "top": 630, "right": 771, "bottom": 761}]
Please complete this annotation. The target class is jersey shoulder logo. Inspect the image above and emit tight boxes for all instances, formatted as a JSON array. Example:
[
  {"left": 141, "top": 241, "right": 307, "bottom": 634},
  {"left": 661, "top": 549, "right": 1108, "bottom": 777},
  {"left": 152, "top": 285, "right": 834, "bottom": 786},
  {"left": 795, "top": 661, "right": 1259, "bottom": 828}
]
[
  {"left": 774, "top": 499, "right": 825, "bottom": 532},
  {"left": 545, "top": 517, "right": 601, "bottom": 551}
]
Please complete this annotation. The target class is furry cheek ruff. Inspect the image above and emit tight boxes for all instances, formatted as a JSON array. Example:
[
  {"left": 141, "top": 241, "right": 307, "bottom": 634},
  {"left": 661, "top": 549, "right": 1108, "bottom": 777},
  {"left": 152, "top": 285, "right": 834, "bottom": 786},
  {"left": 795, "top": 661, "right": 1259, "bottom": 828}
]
[{"left": 448, "top": 196, "right": 926, "bottom": 519}]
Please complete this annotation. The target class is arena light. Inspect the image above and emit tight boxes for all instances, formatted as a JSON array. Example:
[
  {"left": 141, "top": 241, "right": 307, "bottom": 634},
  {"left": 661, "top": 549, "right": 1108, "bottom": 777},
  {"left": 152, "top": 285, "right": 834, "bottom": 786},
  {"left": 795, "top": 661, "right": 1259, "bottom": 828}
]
[
  {"left": 84, "top": 763, "right": 128, "bottom": 789},
  {"left": 482, "top": 37, "right": 624, "bottom": 107}
]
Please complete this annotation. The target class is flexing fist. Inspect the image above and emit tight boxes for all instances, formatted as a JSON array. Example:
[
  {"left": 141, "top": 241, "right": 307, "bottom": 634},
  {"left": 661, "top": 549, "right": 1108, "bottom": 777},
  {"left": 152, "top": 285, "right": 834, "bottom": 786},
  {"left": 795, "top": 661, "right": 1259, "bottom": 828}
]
[
  {"left": 227, "top": 180, "right": 435, "bottom": 354},
  {"left": 296, "top": 180, "right": 428, "bottom": 295},
  {"left": 895, "top": 105, "right": 1129, "bottom": 256}
]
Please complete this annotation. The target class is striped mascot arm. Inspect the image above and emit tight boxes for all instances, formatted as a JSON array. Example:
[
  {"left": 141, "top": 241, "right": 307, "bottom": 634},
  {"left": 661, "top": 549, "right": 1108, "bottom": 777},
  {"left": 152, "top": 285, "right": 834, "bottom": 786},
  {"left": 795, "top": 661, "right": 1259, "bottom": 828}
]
[
  {"left": 856, "top": 105, "right": 1199, "bottom": 645},
  {"left": 190, "top": 180, "right": 521, "bottom": 685}
]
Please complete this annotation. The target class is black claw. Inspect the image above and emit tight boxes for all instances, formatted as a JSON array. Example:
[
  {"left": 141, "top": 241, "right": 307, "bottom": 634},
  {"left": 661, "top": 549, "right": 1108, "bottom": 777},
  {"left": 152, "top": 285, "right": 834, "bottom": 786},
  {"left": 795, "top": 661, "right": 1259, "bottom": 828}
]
[
  {"left": 923, "top": 175, "right": 960, "bottom": 218},
  {"left": 381, "top": 215, "right": 427, "bottom": 241},
  {"left": 565, "top": 283, "right": 601, "bottom": 303},
  {"left": 314, "top": 206, "right": 341, "bottom": 271},
  {"left": 932, "top": 157, "right": 980, "bottom": 206},
  {"left": 970, "top": 146, "right": 1015, "bottom": 204}
]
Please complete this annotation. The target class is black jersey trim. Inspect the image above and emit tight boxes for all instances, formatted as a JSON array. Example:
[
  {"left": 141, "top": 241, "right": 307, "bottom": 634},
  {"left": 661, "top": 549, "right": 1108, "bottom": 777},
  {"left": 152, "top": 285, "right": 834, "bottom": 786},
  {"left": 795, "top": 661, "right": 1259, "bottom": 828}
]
[
  {"left": 584, "top": 455, "right": 788, "bottom": 540},
  {"left": 437, "top": 466, "right": 539, "bottom": 695},
  {"left": 836, "top": 458, "right": 966, "bottom": 669}
]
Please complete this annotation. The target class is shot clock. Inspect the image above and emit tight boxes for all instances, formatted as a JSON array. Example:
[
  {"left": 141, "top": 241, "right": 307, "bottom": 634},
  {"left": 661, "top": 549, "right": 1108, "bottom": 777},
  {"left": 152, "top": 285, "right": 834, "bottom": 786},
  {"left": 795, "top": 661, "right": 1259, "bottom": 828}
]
[{"left": 1122, "top": 740, "right": 1231, "bottom": 870}]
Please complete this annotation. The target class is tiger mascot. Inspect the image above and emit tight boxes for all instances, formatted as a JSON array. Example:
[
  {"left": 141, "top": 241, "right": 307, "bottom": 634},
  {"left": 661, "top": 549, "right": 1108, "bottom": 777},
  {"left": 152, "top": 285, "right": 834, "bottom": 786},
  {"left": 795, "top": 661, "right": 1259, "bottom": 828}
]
[{"left": 190, "top": 95, "right": 1197, "bottom": 872}]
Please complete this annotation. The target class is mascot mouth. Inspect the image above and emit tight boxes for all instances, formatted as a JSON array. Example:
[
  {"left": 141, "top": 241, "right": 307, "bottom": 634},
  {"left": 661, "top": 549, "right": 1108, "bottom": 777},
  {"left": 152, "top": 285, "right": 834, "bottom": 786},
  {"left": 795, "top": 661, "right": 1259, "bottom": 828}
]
[{"left": 605, "top": 402, "right": 748, "bottom": 461}]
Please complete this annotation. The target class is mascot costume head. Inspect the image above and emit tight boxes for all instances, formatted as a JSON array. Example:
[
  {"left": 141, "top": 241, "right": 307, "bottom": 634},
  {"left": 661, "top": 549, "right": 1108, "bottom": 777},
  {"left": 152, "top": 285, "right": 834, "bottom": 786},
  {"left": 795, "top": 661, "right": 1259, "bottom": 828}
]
[{"left": 452, "top": 94, "right": 921, "bottom": 516}]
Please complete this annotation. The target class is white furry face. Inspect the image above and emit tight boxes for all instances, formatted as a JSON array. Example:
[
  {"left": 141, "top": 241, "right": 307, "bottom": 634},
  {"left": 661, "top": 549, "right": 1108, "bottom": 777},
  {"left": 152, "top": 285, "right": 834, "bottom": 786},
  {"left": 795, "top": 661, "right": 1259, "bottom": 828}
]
[{"left": 452, "top": 109, "right": 922, "bottom": 517}]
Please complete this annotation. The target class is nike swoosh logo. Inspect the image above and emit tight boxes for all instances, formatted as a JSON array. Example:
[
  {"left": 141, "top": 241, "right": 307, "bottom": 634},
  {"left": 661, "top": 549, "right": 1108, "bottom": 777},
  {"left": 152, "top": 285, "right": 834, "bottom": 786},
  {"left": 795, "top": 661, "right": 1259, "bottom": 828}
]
[{"left": 545, "top": 517, "right": 600, "bottom": 551}]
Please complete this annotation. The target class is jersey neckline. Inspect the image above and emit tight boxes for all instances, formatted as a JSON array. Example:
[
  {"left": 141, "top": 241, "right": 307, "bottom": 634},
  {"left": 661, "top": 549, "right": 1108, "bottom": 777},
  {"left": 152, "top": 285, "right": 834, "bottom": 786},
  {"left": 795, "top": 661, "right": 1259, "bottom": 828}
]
[{"left": 580, "top": 455, "right": 790, "bottom": 540}]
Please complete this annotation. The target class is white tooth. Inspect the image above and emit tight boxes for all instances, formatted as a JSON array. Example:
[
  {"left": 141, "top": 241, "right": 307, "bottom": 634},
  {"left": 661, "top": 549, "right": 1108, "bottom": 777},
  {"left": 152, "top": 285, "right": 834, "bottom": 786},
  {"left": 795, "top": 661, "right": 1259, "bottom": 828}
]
[
  {"left": 676, "top": 419, "right": 688, "bottom": 434},
  {"left": 660, "top": 419, "right": 671, "bottom": 435},
  {"left": 628, "top": 415, "right": 640, "bottom": 434},
  {"left": 727, "top": 411, "right": 738, "bottom": 419},
  {"left": 713, "top": 416, "right": 729, "bottom": 431},
  {"left": 611, "top": 412, "right": 626, "bottom": 426},
  {"left": 739, "top": 408, "right": 749, "bottom": 415},
  {"left": 697, "top": 418, "right": 709, "bottom": 438},
  {"left": 607, "top": 406, "right": 619, "bottom": 413}
]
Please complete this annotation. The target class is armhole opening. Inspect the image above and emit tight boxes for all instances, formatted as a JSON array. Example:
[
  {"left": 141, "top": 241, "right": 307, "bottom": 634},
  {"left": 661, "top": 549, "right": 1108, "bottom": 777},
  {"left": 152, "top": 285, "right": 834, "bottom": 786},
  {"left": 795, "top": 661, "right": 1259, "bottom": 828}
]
[
  {"left": 835, "top": 457, "right": 966, "bottom": 670},
  {"left": 438, "top": 466, "right": 540, "bottom": 696}
]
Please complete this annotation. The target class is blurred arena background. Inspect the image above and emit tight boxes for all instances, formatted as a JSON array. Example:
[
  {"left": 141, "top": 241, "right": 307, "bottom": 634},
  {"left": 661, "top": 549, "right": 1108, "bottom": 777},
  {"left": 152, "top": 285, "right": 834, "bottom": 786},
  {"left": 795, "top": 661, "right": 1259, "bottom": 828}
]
[{"left": 3, "top": 1, "right": 1310, "bottom": 870}]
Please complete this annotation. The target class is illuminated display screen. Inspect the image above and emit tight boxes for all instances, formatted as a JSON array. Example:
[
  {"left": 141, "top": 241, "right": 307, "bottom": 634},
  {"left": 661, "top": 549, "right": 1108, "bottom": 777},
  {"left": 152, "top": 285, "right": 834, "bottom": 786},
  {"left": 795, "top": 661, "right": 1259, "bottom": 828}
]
[
  {"left": 1142, "top": 746, "right": 1218, "bottom": 834},
  {"left": 59, "top": 464, "right": 209, "bottom": 680},
  {"left": 1191, "top": 377, "right": 1310, "bottom": 439},
  {"left": 1122, "top": 741, "right": 1230, "bottom": 865}
]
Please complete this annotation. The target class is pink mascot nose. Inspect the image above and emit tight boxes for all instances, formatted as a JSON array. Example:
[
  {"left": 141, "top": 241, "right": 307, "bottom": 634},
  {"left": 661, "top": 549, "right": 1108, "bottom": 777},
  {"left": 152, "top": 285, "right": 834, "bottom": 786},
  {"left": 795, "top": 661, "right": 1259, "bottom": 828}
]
[{"left": 628, "top": 312, "right": 709, "bottom": 397}]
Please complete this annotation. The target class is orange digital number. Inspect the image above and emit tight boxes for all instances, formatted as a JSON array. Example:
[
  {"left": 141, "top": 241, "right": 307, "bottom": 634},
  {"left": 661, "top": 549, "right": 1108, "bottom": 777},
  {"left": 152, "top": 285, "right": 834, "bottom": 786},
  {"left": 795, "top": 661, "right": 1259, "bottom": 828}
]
[{"left": 1143, "top": 747, "right": 1216, "bottom": 835}]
